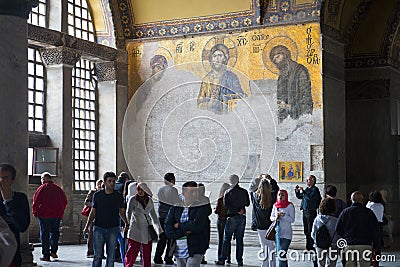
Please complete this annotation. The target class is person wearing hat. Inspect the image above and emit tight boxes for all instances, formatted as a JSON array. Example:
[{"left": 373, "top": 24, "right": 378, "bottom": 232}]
[{"left": 32, "top": 171, "right": 68, "bottom": 261}]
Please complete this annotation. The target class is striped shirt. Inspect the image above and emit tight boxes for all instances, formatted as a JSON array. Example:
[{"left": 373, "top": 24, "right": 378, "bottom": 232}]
[{"left": 175, "top": 207, "right": 189, "bottom": 258}]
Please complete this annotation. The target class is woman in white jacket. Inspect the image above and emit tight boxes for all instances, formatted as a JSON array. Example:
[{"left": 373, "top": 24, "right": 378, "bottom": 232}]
[
  {"left": 311, "top": 197, "right": 339, "bottom": 267},
  {"left": 124, "top": 182, "right": 162, "bottom": 267},
  {"left": 270, "top": 190, "right": 295, "bottom": 267}
]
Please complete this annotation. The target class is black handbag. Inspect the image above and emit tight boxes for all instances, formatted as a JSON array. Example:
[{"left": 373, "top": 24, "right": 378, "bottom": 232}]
[
  {"left": 265, "top": 220, "right": 277, "bottom": 241},
  {"left": 146, "top": 215, "right": 158, "bottom": 242}
]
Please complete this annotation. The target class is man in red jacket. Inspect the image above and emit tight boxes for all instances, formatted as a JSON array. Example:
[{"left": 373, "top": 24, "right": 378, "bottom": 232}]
[{"left": 32, "top": 172, "right": 68, "bottom": 261}]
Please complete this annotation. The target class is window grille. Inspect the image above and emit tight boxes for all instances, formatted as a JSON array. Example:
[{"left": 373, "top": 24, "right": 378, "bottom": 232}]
[
  {"left": 28, "top": 47, "right": 46, "bottom": 133},
  {"left": 72, "top": 59, "right": 98, "bottom": 191}
]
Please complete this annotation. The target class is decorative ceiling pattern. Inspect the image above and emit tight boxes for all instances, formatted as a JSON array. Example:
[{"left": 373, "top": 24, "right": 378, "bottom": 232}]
[
  {"left": 117, "top": 0, "right": 261, "bottom": 39},
  {"left": 262, "top": 0, "right": 320, "bottom": 25},
  {"left": 88, "top": 0, "right": 116, "bottom": 47},
  {"left": 110, "top": 0, "right": 322, "bottom": 40}
]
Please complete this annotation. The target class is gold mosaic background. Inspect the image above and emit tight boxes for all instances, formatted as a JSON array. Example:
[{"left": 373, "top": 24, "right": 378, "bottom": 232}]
[{"left": 127, "top": 23, "right": 322, "bottom": 109}]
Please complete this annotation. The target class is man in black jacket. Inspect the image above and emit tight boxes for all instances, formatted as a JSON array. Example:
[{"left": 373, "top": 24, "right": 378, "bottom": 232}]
[
  {"left": 295, "top": 175, "right": 322, "bottom": 250},
  {"left": 164, "top": 181, "right": 211, "bottom": 267},
  {"left": 216, "top": 174, "right": 250, "bottom": 266},
  {"left": 336, "top": 191, "right": 380, "bottom": 267}
]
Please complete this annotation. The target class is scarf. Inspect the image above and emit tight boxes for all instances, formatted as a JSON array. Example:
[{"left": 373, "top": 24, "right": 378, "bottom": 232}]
[
  {"left": 135, "top": 185, "right": 149, "bottom": 209},
  {"left": 274, "top": 189, "right": 292, "bottom": 209}
]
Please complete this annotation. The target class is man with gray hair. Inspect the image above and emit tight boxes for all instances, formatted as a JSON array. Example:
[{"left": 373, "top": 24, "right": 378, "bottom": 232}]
[
  {"left": 216, "top": 174, "right": 250, "bottom": 266},
  {"left": 336, "top": 191, "right": 380, "bottom": 267}
]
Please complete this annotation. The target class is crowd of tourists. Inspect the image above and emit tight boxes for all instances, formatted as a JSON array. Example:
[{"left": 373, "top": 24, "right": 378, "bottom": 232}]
[{"left": 0, "top": 162, "right": 391, "bottom": 267}]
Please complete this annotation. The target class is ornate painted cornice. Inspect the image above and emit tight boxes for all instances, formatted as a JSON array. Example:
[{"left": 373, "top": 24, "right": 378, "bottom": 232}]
[
  {"left": 345, "top": 56, "right": 389, "bottom": 69},
  {"left": 117, "top": 0, "right": 261, "bottom": 39},
  {"left": 0, "top": 0, "right": 38, "bottom": 19},
  {"left": 113, "top": 0, "right": 321, "bottom": 40},
  {"left": 262, "top": 0, "right": 321, "bottom": 26}
]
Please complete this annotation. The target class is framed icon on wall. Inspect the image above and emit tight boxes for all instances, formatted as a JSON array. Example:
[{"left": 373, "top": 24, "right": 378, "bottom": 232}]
[{"left": 278, "top": 161, "right": 303, "bottom": 182}]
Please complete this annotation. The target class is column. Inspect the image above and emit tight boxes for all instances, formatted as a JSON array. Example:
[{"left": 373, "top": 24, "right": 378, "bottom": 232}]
[
  {"left": 0, "top": 1, "right": 38, "bottom": 266},
  {"left": 40, "top": 46, "right": 81, "bottom": 244},
  {"left": 96, "top": 52, "right": 129, "bottom": 176},
  {"left": 322, "top": 35, "right": 346, "bottom": 198}
]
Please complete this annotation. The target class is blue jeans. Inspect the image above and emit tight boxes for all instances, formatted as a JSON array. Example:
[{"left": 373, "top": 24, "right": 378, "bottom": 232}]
[
  {"left": 220, "top": 215, "right": 246, "bottom": 263},
  {"left": 93, "top": 226, "right": 119, "bottom": 267},
  {"left": 38, "top": 218, "right": 61, "bottom": 258},
  {"left": 217, "top": 218, "right": 230, "bottom": 262},
  {"left": 117, "top": 231, "right": 126, "bottom": 263},
  {"left": 277, "top": 238, "right": 291, "bottom": 267}
]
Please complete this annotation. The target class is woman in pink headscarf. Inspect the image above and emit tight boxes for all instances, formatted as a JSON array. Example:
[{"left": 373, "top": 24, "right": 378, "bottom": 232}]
[{"left": 270, "top": 190, "right": 295, "bottom": 267}]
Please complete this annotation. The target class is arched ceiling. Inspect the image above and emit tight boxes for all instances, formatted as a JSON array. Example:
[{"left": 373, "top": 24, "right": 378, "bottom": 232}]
[
  {"left": 108, "top": 0, "right": 320, "bottom": 40},
  {"left": 322, "top": 0, "right": 400, "bottom": 68}
]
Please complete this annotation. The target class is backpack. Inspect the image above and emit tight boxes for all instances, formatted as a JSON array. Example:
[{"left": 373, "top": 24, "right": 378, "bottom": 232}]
[{"left": 315, "top": 222, "right": 332, "bottom": 249}]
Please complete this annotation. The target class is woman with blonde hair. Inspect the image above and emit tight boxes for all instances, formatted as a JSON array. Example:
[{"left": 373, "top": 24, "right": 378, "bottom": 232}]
[
  {"left": 124, "top": 182, "right": 162, "bottom": 267},
  {"left": 250, "top": 178, "right": 275, "bottom": 267}
]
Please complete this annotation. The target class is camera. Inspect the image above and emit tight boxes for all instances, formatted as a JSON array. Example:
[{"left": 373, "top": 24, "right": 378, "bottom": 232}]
[{"left": 295, "top": 185, "right": 299, "bottom": 190}]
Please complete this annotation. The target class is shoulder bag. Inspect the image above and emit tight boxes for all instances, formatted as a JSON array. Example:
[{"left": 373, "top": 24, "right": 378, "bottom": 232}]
[
  {"left": 145, "top": 215, "right": 158, "bottom": 242},
  {"left": 265, "top": 220, "right": 277, "bottom": 241}
]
